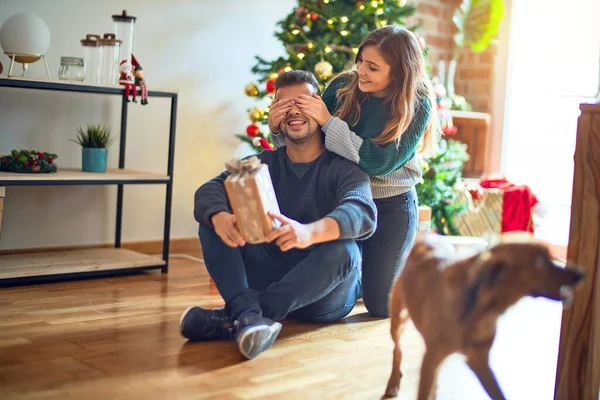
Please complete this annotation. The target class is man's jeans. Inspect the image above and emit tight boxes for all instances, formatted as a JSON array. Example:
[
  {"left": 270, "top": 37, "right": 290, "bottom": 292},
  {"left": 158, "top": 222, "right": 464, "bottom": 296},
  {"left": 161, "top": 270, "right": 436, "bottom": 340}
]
[{"left": 199, "top": 225, "right": 360, "bottom": 323}]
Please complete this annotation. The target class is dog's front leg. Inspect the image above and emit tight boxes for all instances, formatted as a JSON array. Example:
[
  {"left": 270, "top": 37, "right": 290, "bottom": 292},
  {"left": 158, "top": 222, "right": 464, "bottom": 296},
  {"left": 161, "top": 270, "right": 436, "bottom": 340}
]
[
  {"left": 416, "top": 349, "right": 446, "bottom": 400},
  {"left": 466, "top": 349, "right": 506, "bottom": 400}
]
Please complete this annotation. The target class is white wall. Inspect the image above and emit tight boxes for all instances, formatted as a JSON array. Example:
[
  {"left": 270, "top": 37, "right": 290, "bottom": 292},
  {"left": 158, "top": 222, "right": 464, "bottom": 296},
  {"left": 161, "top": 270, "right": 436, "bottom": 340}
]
[{"left": 0, "top": 0, "right": 295, "bottom": 250}]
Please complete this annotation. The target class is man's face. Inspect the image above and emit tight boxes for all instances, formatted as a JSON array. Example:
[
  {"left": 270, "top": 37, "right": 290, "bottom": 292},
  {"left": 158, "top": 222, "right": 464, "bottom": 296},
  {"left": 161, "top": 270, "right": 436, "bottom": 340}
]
[{"left": 275, "top": 83, "right": 318, "bottom": 144}]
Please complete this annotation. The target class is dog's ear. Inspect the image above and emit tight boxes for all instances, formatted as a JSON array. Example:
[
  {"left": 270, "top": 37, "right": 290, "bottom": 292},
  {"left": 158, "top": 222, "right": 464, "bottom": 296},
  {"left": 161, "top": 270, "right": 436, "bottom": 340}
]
[{"left": 461, "top": 261, "right": 507, "bottom": 321}]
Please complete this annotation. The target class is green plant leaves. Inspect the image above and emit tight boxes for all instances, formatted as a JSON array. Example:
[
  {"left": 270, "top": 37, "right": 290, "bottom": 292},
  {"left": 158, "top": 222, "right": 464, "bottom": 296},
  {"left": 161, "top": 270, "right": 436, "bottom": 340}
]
[
  {"left": 453, "top": 0, "right": 504, "bottom": 56},
  {"left": 71, "top": 124, "right": 115, "bottom": 148}
]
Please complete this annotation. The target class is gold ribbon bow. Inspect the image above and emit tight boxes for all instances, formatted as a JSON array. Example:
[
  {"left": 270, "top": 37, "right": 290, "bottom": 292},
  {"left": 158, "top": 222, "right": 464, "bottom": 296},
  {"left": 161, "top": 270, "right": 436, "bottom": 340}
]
[{"left": 225, "top": 156, "right": 261, "bottom": 175}]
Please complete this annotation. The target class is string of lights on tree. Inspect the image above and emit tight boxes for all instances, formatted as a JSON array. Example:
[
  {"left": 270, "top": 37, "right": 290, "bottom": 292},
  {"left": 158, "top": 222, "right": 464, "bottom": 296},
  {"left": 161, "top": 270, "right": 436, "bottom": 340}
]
[{"left": 237, "top": 0, "right": 417, "bottom": 152}]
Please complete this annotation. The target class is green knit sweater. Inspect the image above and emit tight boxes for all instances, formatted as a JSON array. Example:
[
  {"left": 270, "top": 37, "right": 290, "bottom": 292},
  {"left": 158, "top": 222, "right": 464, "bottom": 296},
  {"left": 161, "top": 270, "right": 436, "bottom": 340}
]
[
  {"left": 322, "top": 76, "right": 430, "bottom": 173},
  {"left": 272, "top": 75, "right": 431, "bottom": 199}
]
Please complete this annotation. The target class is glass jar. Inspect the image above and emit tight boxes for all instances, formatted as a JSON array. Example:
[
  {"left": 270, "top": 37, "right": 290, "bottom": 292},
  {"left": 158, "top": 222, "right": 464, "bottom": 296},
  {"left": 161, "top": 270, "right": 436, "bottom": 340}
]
[
  {"left": 99, "top": 33, "right": 122, "bottom": 85},
  {"left": 58, "top": 57, "right": 85, "bottom": 81},
  {"left": 80, "top": 34, "right": 102, "bottom": 84},
  {"left": 112, "top": 10, "right": 136, "bottom": 67}
]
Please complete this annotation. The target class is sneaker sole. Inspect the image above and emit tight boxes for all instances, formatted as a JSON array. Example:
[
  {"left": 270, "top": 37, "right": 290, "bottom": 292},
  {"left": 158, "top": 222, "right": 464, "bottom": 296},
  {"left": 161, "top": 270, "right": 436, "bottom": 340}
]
[
  {"left": 237, "top": 322, "right": 282, "bottom": 360},
  {"left": 179, "top": 305, "right": 198, "bottom": 338}
]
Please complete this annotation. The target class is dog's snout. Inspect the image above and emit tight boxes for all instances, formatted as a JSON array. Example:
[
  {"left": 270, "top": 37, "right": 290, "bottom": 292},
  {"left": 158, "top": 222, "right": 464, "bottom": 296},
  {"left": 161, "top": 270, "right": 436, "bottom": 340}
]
[
  {"left": 573, "top": 269, "right": 584, "bottom": 283},
  {"left": 562, "top": 265, "right": 584, "bottom": 285}
]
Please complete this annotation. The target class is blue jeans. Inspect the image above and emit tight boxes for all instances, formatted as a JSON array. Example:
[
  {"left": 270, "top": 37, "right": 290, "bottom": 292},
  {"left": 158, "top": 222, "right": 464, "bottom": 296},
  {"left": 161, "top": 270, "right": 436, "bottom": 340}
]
[
  {"left": 360, "top": 189, "right": 418, "bottom": 317},
  {"left": 199, "top": 225, "right": 361, "bottom": 323}
]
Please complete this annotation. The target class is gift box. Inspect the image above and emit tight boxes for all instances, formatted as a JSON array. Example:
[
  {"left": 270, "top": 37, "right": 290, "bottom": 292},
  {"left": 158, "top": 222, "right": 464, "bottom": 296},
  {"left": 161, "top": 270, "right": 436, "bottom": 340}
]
[
  {"left": 224, "top": 157, "right": 281, "bottom": 244},
  {"left": 453, "top": 182, "right": 503, "bottom": 245},
  {"left": 417, "top": 205, "right": 432, "bottom": 238},
  {"left": 479, "top": 174, "right": 539, "bottom": 234}
]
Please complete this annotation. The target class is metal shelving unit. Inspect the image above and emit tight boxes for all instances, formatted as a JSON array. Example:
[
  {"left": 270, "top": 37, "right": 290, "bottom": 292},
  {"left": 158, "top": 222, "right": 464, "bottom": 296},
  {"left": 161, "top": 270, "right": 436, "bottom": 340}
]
[{"left": 0, "top": 77, "right": 178, "bottom": 285}]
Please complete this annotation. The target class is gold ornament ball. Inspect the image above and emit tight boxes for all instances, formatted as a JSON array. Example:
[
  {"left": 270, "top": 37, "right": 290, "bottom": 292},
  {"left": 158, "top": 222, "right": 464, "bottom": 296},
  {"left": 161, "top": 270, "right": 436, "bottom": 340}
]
[
  {"left": 314, "top": 61, "right": 333, "bottom": 80},
  {"left": 245, "top": 83, "right": 259, "bottom": 97},
  {"left": 248, "top": 107, "right": 264, "bottom": 122}
]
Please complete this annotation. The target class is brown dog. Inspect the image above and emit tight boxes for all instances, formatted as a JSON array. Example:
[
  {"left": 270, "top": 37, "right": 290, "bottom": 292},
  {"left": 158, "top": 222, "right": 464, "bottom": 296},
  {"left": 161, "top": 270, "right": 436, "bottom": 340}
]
[{"left": 384, "top": 234, "right": 583, "bottom": 400}]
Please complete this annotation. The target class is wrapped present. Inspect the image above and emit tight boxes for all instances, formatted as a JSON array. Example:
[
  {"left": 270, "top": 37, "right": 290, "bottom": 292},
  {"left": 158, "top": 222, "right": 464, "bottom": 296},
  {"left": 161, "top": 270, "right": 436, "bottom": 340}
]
[
  {"left": 417, "top": 205, "right": 432, "bottom": 238},
  {"left": 224, "top": 156, "right": 281, "bottom": 244},
  {"left": 453, "top": 181, "right": 503, "bottom": 245},
  {"left": 480, "top": 175, "right": 539, "bottom": 233}
]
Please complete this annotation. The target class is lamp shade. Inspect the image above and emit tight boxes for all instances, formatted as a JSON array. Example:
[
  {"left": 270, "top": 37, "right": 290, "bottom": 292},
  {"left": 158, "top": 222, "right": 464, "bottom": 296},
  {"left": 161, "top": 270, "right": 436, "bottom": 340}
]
[{"left": 0, "top": 13, "right": 51, "bottom": 59}]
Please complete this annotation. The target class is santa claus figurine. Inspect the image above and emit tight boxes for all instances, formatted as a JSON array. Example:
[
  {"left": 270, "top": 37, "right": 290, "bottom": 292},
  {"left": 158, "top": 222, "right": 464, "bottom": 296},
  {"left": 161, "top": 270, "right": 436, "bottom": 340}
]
[{"left": 119, "top": 60, "right": 137, "bottom": 103}]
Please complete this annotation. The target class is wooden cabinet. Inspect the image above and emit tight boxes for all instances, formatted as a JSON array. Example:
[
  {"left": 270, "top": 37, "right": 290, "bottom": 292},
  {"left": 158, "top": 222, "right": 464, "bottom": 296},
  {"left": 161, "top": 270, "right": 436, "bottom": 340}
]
[
  {"left": 450, "top": 111, "right": 491, "bottom": 178},
  {"left": 554, "top": 102, "right": 600, "bottom": 400}
]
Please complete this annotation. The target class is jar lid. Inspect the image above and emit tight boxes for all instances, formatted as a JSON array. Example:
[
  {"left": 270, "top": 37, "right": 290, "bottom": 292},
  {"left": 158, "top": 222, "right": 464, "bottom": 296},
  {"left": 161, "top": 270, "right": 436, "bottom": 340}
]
[
  {"left": 99, "top": 33, "right": 122, "bottom": 46},
  {"left": 81, "top": 34, "right": 101, "bottom": 47},
  {"left": 112, "top": 9, "right": 137, "bottom": 22},
  {"left": 61, "top": 57, "right": 84, "bottom": 66}
]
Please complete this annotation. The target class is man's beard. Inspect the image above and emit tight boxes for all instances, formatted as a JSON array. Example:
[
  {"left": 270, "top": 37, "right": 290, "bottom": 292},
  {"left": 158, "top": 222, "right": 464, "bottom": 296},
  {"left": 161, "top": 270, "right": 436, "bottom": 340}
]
[
  {"left": 283, "top": 129, "right": 313, "bottom": 144},
  {"left": 281, "top": 121, "right": 314, "bottom": 144}
]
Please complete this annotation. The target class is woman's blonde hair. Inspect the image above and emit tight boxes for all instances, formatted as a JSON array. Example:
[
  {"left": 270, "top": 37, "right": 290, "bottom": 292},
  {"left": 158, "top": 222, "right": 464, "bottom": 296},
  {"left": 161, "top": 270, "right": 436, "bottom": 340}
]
[{"left": 332, "top": 26, "right": 439, "bottom": 157}]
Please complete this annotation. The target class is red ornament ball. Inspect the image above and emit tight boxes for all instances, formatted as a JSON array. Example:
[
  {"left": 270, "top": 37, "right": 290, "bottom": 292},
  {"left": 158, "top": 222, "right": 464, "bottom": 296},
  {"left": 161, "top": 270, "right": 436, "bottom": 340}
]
[
  {"left": 266, "top": 77, "right": 277, "bottom": 94},
  {"left": 310, "top": 13, "right": 319, "bottom": 21},
  {"left": 246, "top": 124, "right": 260, "bottom": 137}
]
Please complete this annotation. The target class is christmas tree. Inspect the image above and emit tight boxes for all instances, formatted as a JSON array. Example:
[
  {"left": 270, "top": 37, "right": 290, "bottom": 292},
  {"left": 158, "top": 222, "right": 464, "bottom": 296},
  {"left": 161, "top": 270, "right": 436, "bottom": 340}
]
[
  {"left": 237, "top": 0, "right": 418, "bottom": 152},
  {"left": 416, "top": 138, "right": 469, "bottom": 235},
  {"left": 237, "top": 0, "right": 470, "bottom": 234}
]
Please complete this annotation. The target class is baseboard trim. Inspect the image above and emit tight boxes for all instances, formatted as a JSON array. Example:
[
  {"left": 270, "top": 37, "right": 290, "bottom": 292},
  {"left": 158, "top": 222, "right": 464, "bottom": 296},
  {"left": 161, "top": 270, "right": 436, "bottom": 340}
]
[
  {"left": 0, "top": 238, "right": 201, "bottom": 257},
  {"left": 1, "top": 238, "right": 566, "bottom": 264}
]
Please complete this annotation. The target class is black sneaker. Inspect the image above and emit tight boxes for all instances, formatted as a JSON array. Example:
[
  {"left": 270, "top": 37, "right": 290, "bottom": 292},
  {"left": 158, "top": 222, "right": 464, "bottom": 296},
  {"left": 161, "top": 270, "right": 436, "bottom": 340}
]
[
  {"left": 179, "top": 306, "right": 234, "bottom": 341},
  {"left": 235, "top": 313, "right": 282, "bottom": 360}
]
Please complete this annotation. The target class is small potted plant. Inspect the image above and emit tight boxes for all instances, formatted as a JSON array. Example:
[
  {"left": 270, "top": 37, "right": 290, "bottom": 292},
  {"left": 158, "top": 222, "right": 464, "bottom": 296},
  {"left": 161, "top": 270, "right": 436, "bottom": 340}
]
[{"left": 71, "top": 124, "right": 115, "bottom": 173}]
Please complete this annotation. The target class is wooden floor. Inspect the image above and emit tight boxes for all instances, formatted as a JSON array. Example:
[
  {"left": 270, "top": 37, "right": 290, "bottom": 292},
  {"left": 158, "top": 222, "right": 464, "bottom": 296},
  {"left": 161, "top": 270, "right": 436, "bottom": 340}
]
[{"left": 0, "top": 253, "right": 567, "bottom": 399}]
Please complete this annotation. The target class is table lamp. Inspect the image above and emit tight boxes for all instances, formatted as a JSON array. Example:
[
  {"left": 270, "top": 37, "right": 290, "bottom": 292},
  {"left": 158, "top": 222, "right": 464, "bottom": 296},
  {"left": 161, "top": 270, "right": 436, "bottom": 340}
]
[{"left": 0, "top": 13, "right": 51, "bottom": 79}]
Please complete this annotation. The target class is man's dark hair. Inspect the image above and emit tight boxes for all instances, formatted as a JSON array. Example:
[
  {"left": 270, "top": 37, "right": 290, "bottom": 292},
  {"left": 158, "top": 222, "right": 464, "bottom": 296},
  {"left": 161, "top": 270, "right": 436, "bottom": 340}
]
[{"left": 274, "top": 70, "right": 320, "bottom": 95}]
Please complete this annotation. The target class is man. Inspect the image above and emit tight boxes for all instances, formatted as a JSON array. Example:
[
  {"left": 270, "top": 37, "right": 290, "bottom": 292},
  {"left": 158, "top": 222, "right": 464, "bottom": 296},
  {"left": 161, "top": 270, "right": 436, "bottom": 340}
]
[{"left": 180, "top": 70, "right": 377, "bottom": 360}]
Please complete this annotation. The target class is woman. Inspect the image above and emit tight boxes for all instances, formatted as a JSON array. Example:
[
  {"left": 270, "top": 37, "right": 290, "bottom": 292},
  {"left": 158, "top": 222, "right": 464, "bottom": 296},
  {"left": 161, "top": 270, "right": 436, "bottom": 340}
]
[{"left": 268, "top": 25, "right": 440, "bottom": 317}]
